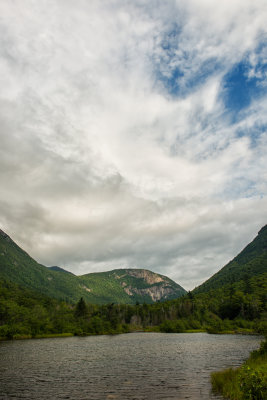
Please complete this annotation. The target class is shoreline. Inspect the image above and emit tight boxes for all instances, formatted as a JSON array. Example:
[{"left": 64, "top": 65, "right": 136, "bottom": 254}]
[
  {"left": 0, "top": 328, "right": 260, "bottom": 342},
  {"left": 211, "top": 336, "right": 266, "bottom": 399}
]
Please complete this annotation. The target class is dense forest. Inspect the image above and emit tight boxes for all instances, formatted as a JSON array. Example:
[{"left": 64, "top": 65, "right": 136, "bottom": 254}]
[
  {"left": 1, "top": 225, "right": 266, "bottom": 339},
  {"left": 0, "top": 229, "right": 186, "bottom": 304},
  {"left": 1, "top": 270, "right": 266, "bottom": 339}
]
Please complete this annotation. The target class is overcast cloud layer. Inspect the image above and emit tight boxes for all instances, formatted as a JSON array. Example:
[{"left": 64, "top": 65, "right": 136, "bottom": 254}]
[{"left": 0, "top": 0, "right": 267, "bottom": 290}]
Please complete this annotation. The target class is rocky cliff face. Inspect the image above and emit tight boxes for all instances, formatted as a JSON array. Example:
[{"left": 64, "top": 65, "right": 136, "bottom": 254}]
[
  {"left": 123, "top": 284, "right": 176, "bottom": 302},
  {"left": 107, "top": 268, "right": 186, "bottom": 302},
  {"left": 126, "top": 269, "right": 164, "bottom": 284}
]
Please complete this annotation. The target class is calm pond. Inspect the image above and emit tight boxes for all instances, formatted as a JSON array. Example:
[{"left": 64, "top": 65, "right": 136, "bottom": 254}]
[{"left": 0, "top": 332, "right": 262, "bottom": 400}]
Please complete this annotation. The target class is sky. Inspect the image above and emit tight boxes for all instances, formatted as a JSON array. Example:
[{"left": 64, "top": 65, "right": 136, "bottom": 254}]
[{"left": 0, "top": 0, "right": 267, "bottom": 290}]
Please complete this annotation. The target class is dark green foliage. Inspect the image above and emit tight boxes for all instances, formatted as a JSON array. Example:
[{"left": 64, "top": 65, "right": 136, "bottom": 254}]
[
  {"left": 48, "top": 266, "right": 74, "bottom": 275},
  {"left": 0, "top": 278, "right": 76, "bottom": 338},
  {"left": 194, "top": 225, "right": 267, "bottom": 294},
  {"left": 239, "top": 365, "right": 267, "bottom": 399},
  {"left": 0, "top": 230, "right": 186, "bottom": 304},
  {"left": 241, "top": 337, "right": 267, "bottom": 400},
  {"left": 212, "top": 336, "right": 267, "bottom": 399},
  {"left": 159, "top": 319, "right": 186, "bottom": 333},
  {"left": 0, "top": 230, "right": 91, "bottom": 303},
  {"left": 0, "top": 225, "right": 266, "bottom": 340},
  {"left": 0, "top": 270, "right": 266, "bottom": 339},
  {"left": 74, "top": 298, "right": 88, "bottom": 318}
]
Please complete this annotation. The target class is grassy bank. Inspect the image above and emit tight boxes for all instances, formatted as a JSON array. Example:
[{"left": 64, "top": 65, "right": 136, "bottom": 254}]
[
  {"left": 0, "top": 327, "right": 258, "bottom": 341},
  {"left": 0, "top": 332, "right": 74, "bottom": 341},
  {"left": 211, "top": 337, "right": 267, "bottom": 399},
  {"left": 0, "top": 327, "right": 206, "bottom": 340}
]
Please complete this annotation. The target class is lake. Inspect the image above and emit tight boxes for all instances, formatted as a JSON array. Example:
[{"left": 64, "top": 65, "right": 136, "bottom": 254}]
[{"left": 0, "top": 332, "right": 262, "bottom": 400}]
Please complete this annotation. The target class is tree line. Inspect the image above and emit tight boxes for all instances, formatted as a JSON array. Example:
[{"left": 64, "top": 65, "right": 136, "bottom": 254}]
[{"left": 0, "top": 271, "right": 266, "bottom": 339}]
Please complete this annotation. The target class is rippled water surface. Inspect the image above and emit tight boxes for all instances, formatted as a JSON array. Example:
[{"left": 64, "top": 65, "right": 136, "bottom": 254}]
[{"left": 0, "top": 333, "right": 262, "bottom": 400}]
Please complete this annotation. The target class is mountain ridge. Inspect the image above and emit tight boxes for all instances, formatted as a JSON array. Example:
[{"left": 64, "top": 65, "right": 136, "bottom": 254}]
[
  {"left": 0, "top": 229, "right": 186, "bottom": 304},
  {"left": 48, "top": 266, "right": 75, "bottom": 275},
  {"left": 193, "top": 224, "right": 267, "bottom": 293}
]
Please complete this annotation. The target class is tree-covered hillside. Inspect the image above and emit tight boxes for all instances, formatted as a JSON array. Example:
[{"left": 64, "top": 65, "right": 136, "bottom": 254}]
[
  {"left": 48, "top": 266, "right": 74, "bottom": 274},
  {"left": 0, "top": 229, "right": 95, "bottom": 303},
  {"left": 1, "top": 269, "right": 266, "bottom": 340},
  {"left": 0, "top": 229, "right": 186, "bottom": 304},
  {"left": 193, "top": 225, "right": 267, "bottom": 294},
  {"left": 1, "top": 224, "right": 266, "bottom": 340},
  {"left": 80, "top": 269, "right": 186, "bottom": 304}
]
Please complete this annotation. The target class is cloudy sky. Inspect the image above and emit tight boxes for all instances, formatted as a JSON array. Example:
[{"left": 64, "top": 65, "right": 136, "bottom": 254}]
[{"left": 0, "top": 0, "right": 267, "bottom": 290}]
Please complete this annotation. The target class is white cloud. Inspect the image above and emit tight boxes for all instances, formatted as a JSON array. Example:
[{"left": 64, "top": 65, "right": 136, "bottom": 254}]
[{"left": 0, "top": 0, "right": 266, "bottom": 290}]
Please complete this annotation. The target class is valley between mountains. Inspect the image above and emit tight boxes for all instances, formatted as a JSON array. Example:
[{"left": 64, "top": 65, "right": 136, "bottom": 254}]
[{"left": 0, "top": 224, "right": 266, "bottom": 339}]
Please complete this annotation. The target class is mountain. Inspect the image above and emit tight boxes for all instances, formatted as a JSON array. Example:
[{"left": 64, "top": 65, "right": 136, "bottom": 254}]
[
  {"left": 48, "top": 266, "right": 74, "bottom": 275},
  {"left": 0, "top": 229, "right": 91, "bottom": 303},
  {"left": 194, "top": 224, "right": 267, "bottom": 294},
  {"left": 80, "top": 268, "right": 186, "bottom": 303},
  {"left": 0, "top": 229, "right": 186, "bottom": 304}
]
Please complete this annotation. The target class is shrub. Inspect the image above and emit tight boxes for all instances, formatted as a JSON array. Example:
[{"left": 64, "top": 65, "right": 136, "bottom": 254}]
[
  {"left": 159, "top": 320, "right": 185, "bottom": 333},
  {"left": 255, "top": 320, "right": 267, "bottom": 335},
  {"left": 239, "top": 365, "right": 267, "bottom": 400},
  {"left": 0, "top": 324, "right": 10, "bottom": 338}
]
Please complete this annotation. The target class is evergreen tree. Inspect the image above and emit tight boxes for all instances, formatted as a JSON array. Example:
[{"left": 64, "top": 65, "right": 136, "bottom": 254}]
[{"left": 74, "top": 297, "right": 88, "bottom": 318}]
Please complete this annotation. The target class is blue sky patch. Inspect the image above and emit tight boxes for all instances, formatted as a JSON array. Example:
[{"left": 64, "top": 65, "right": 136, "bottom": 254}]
[
  {"left": 155, "top": 22, "right": 223, "bottom": 97},
  {"left": 222, "top": 54, "right": 267, "bottom": 119},
  {"left": 223, "top": 62, "right": 257, "bottom": 111},
  {"left": 155, "top": 55, "right": 221, "bottom": 98}
]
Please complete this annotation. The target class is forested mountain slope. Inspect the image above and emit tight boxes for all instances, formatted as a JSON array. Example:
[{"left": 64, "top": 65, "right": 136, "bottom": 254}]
[
  {"left": 0, "top": 229, "right": 186, "bottom": 304},
  {"left": 1, "top": 226, "right": 266, "bottom": 340},
  {"left": 193, "top": 225, "right": 267, "bottom": 294}
]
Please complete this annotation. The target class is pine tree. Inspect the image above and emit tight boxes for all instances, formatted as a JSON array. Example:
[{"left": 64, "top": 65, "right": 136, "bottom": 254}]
[{"left": 74, "top": 297, "right": 88, "bottom": 318}]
